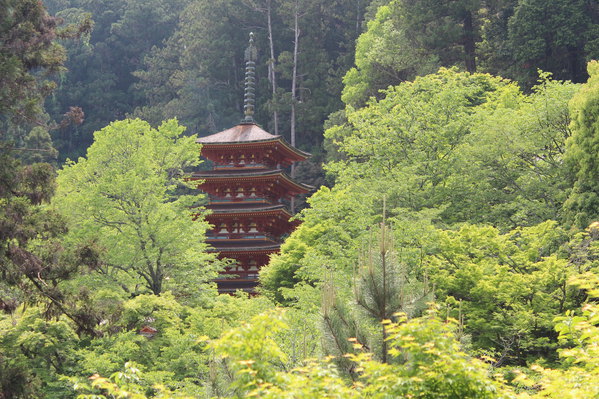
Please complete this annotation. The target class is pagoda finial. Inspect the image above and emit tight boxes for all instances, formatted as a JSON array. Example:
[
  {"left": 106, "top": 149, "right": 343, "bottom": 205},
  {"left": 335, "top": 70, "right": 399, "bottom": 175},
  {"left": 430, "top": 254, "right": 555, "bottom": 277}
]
[{"left": 242, "top": 32, "right": 258, "bottom": 124}]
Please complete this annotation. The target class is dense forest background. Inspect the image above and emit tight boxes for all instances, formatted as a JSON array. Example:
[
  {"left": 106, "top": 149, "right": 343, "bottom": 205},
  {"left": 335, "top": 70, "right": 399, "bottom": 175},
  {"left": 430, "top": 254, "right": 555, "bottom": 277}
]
[{"left": 1, "top": 0, "right": 599, "bottom": 397}]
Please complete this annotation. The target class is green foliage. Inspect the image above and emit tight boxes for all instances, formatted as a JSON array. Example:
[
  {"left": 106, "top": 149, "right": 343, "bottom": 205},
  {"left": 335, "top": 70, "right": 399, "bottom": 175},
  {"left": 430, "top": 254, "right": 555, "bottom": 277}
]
[
  {"left": 563, "top": 61, "right": 599, "bottom": 229},
  {"left": 506, "top": 0, "right": 592, "bottom": 86},
  {"left": 447, "top": 74, "right": 578, "bottom": 228},
  {"left": 0, "top": 0, "right": 65, "bottom": 124},
  {"left": 327, "top": 68, "right": 508, "bottom": 195},
  {"left": 213, "top": 308, "right": 516, "bottom": 398},
  {"left": 54, "top": 118, "right": 219, "bottom": 299},
  {"left": 260, "top": 185, "right": 380, "bottom": 303},
  {"left": 425, "top": 221, "right": 585, "bottom": 365},
  {"left": 0, "top": 307, "right": 79, "bottom": 398},
  {"left": 321, "top": 217, "right": 433, "bottom": 367},
  {"left": 342, "top": 0, "right": 476, "bottom": 107},
  {"left": 44, "top": 0, "right": 187, "bottom": 160},
  {"left": 352, "top": 312, "right": 514, "bottom": 399},
  {"left": 211, "top": 310, "right": 289, "bottom": 395},
  {"left": 71, "top": 361, "right": 194, "bottom": 399},
  {"left": 512, "top": 272, "right": 599, "bottom": 398},
  {"left": 325, "top": 68, "right": 578, "bottom": 229}
]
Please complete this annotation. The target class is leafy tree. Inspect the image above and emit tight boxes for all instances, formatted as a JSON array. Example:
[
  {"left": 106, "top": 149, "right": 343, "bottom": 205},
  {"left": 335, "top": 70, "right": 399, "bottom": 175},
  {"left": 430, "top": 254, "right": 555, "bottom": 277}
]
[
  {"left": 211, "top": 309, "right": 516, "bottom": 398},
  {"left": 325, "top": 68, "right": 578, "bottom": 229},
  {"left": 260, "top": 185, "right": 380, "bottom": 303},
  {"left": 54, "top": 118, "right": 219, "bottom": 298},
  {"left": 563, "top": 61, "right": 599, "bottom": 229},
  {"left": 351, "top": 311, "right": 515, "bottom": 399},
  {"left": 0, "top": 307, "right": 80, "bottom": 398},
  {"left": 71, "top": 361, "right": 195, "bottom": 399},
  {"left": 446, "top": 74, "right": 578, "bottom": 228},
  {"left": 341, "top": 0, "right": 489, "bottom": 108},
  {"left": 425, "top": 221, "right": 586, "bottom": 366},
  {"left": 327, "top": 68, "right": 509, "bottom": 212}
]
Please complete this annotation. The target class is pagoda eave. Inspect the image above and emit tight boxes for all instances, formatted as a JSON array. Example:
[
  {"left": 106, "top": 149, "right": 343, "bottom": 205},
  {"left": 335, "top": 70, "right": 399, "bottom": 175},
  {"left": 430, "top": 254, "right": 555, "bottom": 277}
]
[
  {"left": 192, "top": 170, "right": 313, "bottom": 195},
  {"left": 197, "top": 123, "right": 311, "bottom": 162},
  {"left": 206, "top": 205, "right": 294, "bottom": 220},
  {"left": 209, "top": 245, "right": 280, "bottom": 254}
]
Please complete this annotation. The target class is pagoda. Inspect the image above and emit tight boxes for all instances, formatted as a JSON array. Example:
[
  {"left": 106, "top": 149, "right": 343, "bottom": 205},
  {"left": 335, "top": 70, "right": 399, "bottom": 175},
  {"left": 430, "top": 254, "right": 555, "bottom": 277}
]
[{"left": 192, "top": 33, "right": 311, "bottom": 293}]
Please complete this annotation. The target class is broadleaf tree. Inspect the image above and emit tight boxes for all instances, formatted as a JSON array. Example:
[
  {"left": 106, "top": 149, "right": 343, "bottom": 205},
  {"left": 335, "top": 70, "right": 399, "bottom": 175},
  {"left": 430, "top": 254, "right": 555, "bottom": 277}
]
[{"left": 54, "top": 118, "right": 219, "bottom": 300}]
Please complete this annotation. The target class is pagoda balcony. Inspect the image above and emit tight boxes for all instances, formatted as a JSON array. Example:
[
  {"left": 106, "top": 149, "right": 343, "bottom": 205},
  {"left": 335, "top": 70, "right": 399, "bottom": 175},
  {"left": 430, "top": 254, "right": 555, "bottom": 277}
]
[
  {"left": 216, "top": 272, "right": 260, "bottom": 279},
  {"left": 214, "top": 163, "right": 269, "bottom": 170},
  {"left": 206, "top": 232, "right": 277, "bottom": 241},
  {"left": 208, "top": 196, "right": 272, "bottom": 204}
]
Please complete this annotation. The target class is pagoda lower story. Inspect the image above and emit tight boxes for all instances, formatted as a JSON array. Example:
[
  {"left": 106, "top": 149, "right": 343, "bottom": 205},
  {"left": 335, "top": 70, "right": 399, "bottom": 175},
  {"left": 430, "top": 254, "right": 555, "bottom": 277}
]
[{"left": 193, "top": 123, "right": 311, "bottom": 293}]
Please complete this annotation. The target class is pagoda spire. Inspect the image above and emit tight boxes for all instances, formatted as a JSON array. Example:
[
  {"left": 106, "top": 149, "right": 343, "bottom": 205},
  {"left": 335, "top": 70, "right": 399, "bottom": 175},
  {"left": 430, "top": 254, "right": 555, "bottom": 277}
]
[{"left": 242, "top": 32, "right": 257, "bottom": 124}]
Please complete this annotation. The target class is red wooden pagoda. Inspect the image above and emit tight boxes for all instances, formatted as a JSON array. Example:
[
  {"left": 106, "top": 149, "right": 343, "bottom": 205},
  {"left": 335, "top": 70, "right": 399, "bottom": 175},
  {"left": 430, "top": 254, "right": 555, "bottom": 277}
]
[{"left": 192, "top": 33, "right": 311, "bottom": 293}]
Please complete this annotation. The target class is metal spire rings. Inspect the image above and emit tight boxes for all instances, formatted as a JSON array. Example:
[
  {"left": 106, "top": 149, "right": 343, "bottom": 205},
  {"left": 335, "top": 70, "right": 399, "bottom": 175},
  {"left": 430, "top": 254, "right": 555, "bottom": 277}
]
[{"left": 242, "top": 32, "right": 258, "bottom": 124}]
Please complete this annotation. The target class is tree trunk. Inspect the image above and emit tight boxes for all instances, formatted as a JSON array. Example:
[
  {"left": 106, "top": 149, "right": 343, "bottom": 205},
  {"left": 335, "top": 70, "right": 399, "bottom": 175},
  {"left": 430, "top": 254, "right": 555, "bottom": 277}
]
[
  {"left": 463, "top": 10, "right": 476, "bottom": 73},
  {"left": 290, "top": 0, "right": 300, "bottom": 213},
  {"left": 291, "top": 0, "right": 299, "bottom": 155},
  {"left": 266, "top": 0, "right": 279, "bottom": 135}
]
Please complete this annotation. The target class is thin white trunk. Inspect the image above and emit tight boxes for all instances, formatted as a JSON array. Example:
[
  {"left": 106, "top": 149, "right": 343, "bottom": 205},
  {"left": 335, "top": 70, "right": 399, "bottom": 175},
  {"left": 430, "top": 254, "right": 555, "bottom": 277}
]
[
  {"left": 290, "top": 0, "right": 301, "bottom": 214},
  {"left": 290, "top": 1, "right": 299, "bottom": 173},
  {"left": 267, "top": 0, "right": 279, "bottom": 135}
]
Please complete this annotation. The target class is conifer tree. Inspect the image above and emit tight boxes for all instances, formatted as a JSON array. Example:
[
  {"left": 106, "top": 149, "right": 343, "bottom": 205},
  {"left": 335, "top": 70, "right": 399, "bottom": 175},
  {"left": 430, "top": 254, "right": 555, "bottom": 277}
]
[{"left": 322, "top": 204, "right": 432, "bottom": 367}]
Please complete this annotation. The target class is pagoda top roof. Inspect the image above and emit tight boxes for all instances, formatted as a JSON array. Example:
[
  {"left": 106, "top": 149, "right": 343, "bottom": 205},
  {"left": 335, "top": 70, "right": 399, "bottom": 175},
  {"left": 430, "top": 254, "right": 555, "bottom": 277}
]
[
  {"left": 198, "top": 123, "right": 276, "bottom": 144},
  {"left": 197, "top": 123, "right": 311, "bottom": 160}
]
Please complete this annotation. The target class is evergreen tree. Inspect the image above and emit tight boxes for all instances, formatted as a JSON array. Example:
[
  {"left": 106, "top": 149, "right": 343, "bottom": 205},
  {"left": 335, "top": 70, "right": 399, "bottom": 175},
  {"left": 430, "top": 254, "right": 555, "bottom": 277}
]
[{"left": 322, "top": 210, "right": 431, "bottom": 369}]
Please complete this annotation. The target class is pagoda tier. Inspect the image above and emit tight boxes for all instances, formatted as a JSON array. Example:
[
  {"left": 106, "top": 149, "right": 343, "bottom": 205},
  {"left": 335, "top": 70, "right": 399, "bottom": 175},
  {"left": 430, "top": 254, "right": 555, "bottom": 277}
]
[
  {"left": 199, "top": 124, "right": 309, "bottom": 168},
  {"left": 192, "top": 169, "right": 312, "bottom": 202},
  {"left": 195, "top": 123, "right": 311, "bottom": 294},
  {"left": 205, "top": 204, "right": 300, "bottom": 240},
  {"left": 212, "top": 246, "right": 278, "bottom": 293}
]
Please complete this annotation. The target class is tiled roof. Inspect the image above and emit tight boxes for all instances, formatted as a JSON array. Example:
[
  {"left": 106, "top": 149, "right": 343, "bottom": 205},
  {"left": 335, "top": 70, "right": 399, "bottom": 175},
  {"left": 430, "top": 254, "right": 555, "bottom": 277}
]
[
  {"left": 196, "top": 123, "right": 311, "bottom": 159},
  {"left": 197, "top": 123, "right": 277, "bottom": 143}
]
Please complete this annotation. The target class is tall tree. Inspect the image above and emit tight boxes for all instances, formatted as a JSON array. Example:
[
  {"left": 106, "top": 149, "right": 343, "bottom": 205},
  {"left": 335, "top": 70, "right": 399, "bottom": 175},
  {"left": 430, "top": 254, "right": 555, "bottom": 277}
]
[
  {"left": 506, "top": 0, "right": 595, "bottom": 86},
  {"left": 44, "top": 0, "right": 188, "bottom": 160},
  {"left": 1, "top": 0, "right": 67, "bottom": 124},
  {"left": 0, "top": 0, "right": 95, "bottom": 337},
  {"left": 54, "top": 118, "right": 219, "bottom": 298},
  {"left": 563, "top": 61, "right": 599, "bottom": 229}
]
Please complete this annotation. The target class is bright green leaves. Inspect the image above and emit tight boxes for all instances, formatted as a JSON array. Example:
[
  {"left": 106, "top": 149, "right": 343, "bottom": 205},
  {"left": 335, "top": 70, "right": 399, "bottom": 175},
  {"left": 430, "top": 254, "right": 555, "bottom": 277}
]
[
  {"left": 426, "top": 221, "right": 580, "bottom": 365},
  {"left": 563, "top": 61, "right": 599, "bottom": 229},
  {"left": 353, "top": 313, "right": 514, "bottom": 399},
  {"left": 54, "top": 118, "right": 218, "bottom": 299},
  {"left": 331, "top": 69, "right": 506, "bottom": 186},
  {"left": 210, "top": 309, "right": 514, "bottom": 398},
  {"left": 211, "top": 310, "right": 289, "bottom": 395},
  {"left": 326, "top": 68, "right": 579, "bottom": 229},
  {"left": 450, "top": 75, "right": 578, "bottom": 228}
]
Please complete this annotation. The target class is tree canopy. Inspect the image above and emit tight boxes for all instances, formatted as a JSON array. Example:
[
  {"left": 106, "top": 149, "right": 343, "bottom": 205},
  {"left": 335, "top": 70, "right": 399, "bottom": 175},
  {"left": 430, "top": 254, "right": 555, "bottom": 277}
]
[
  {"left": 54, "top": 118, "right": 219, "bottom": 298},
  {"left": 2, "top": 0, "right": 599, "bottom": 397}
]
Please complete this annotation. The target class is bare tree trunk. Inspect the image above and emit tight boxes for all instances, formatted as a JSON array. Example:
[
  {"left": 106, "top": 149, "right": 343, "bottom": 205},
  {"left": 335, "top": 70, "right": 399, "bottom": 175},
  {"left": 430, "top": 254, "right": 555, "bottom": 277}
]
[
  {"left": 290, "top": 0, "right": 300, "bottom": 175},
  {"left": 289, "top": 1, "right": 302, "bottom": 213},
  {"left": 463, "top": 10, "right": 476, "bottom": 73},
  {"left": 266, "top": 0, "right": 279, "bottom": 135}
]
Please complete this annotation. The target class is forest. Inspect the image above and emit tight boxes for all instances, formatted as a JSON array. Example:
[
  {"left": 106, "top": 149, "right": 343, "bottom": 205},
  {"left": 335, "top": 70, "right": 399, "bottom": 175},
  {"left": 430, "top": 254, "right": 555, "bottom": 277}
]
[{"left": 1, "top": 0, "right": 599, "bottom": 397}]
